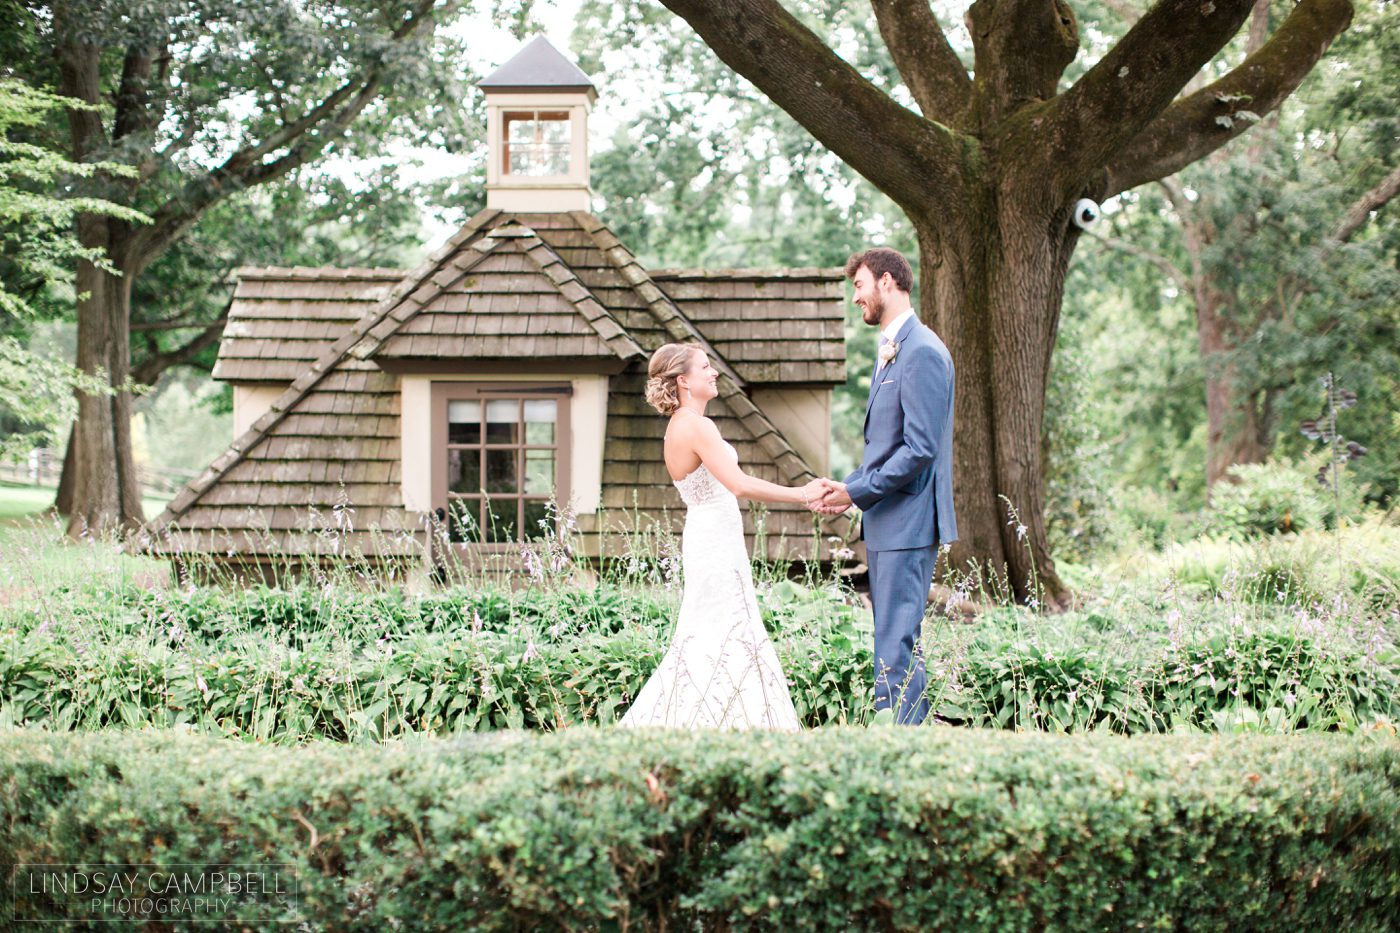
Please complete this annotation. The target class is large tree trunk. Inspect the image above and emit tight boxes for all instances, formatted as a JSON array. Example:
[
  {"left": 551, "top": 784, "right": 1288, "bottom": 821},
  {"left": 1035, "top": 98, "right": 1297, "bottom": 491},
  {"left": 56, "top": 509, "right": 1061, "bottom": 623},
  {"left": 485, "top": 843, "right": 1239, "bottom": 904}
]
[
  {"left": 919, "top": 200, "right": 1074, "bottom": 606},
  {"left": 54, "top": 423, "right": 75, "bottom": 515},
  {"left": 656, "top": 0, "right": 1352, "bottom": 607},
  {"left": 1163, "top": 174, "right": 1278, "bottom": 493},
  {"left": 66, "top": 215, "right": 145, "bottom": 538},
  {"left": 1191, "top": 0, "right": 1273, "bottom": 493},
  {"left": 1184, "top": 147, "right": 1400, "bottom": 496},
  {"left": 1204, "top": 377, "right": 1271, "bottom": 490},
  {"left": 1196, "top": 281, "right": 1271, "bottom": 490},
  {"left": 54, "top": 11, "right": 144, "bottom": 538}
]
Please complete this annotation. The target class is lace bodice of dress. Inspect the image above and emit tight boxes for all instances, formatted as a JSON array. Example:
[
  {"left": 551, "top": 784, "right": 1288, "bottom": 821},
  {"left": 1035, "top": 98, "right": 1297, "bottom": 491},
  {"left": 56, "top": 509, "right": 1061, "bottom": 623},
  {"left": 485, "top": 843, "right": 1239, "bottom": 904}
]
[
  {"left": 673, "top": 442, "right": 738, "bottom": 507},
  {"left": 674, "top": 465, "right": 726, "bottom": 507}
]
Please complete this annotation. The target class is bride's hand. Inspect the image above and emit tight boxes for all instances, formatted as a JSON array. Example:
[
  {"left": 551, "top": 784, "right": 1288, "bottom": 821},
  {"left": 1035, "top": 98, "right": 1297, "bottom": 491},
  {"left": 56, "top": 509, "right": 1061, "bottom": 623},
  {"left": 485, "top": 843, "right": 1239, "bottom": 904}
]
[{"left": 800, "top": 478, "right": 833, "bottom": 510}]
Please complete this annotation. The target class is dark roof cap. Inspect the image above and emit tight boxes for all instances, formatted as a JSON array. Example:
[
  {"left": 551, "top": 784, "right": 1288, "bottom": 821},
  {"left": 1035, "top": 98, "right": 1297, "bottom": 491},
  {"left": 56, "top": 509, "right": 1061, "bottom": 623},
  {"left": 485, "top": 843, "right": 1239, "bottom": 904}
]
[{"left": 479, "top": 35, "right": 595, "bottom": 92}]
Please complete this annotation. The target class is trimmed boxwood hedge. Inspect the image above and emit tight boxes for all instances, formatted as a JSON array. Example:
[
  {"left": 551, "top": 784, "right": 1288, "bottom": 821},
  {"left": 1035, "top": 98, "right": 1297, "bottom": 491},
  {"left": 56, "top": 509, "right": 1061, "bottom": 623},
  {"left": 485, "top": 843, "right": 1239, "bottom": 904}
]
[{"left": 2, "top": 727, "right": 1397, "bottom": 930}]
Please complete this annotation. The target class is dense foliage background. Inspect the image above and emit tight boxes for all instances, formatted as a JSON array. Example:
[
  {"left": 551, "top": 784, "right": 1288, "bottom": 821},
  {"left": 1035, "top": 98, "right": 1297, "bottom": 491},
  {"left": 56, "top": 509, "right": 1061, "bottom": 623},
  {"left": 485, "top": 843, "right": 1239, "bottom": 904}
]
[
  {"left": 1, "top": 6, "right": 1397, "bottom": 924},
  {"left": 8, "top": 1, "right": 1392, "bottom": 559}
]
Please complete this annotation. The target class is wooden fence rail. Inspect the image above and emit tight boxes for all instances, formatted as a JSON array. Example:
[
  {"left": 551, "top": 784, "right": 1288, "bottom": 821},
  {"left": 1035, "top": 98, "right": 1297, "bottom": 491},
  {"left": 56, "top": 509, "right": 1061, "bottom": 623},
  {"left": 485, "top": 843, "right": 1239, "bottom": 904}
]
[{"left": 0, "top": 449, "right": 198, "bottom": 498}]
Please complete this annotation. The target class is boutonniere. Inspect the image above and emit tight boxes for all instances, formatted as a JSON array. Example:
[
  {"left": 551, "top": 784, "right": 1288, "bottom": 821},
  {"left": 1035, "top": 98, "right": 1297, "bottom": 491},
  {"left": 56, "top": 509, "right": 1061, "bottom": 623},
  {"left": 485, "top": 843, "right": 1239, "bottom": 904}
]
[{"left": 878, "top": 340, "right": 899, "bottom": 366}]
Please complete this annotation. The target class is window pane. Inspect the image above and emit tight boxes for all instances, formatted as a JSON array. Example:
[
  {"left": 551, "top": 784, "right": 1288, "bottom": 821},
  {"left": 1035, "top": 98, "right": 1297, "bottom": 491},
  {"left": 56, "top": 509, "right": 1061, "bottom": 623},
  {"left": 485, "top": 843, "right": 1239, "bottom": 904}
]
[
  {"left": 509, "top": 146, "right": 569, "bottom": 176},
  {"left": 542, "top": 146, "right": 569, "bottom": 175},
  {"left": 448, "top": 449, "right": 480, "bottom": 494},
  {"left": 505, "top": 113, "right": 534, "bottom": 144},
  {"left": 524, "top": 399, "right": 556, "bottom": 445},
  {"left": 447, "top": 498, "right": 480, "bottom": 544},
  {"left": 485, "top": 399, "right": 518, "bottom": 444},
  {"left": 503, "top": 113, "right": 570, "bottom": 176},
  {"left": 523, "top": 499, "right": 552, "bottom": 541},
  {"left": 447, "top": 400, "right": 480, "bottom": 445},
  {"left": 524, "top": 449, "right": 554, "bottom": 494},
  {"left": 486, "top": 448, "right": 517, "bottom": 493},
  {"left": 538, "top": 117, "right": 569, "bottom": 145},
  {"left": 483, "top": 498, "right": 518, "bottom": 543}
]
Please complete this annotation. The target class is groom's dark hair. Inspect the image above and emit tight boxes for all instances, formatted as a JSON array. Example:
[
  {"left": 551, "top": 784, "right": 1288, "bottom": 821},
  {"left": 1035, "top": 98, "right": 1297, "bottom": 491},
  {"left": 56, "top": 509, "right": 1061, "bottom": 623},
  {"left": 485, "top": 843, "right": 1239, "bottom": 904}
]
[{"left": 845, "top": 247, "right": 913, "bottom": 293}]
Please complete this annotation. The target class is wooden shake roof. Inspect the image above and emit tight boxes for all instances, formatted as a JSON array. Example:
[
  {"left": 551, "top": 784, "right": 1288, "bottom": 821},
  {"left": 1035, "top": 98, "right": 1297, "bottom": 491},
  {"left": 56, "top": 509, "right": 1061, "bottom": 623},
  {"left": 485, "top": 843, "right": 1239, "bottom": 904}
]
[
  {"left": 146, "top": 209, "right": 849, "bottom": 559},
  {"left": 212, "top": 268, "right": 402, "bottom": 383},
  {"left": 651, "top": 268, "right": 846, "bottom": 385}
]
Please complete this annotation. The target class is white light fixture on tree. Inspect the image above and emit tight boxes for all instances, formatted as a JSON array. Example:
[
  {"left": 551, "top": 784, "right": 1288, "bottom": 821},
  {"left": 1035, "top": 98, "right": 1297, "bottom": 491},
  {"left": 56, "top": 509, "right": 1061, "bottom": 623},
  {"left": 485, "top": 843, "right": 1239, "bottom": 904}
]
[{"left": 1071, "top": 198, "right": 1101, "bottom": 229}]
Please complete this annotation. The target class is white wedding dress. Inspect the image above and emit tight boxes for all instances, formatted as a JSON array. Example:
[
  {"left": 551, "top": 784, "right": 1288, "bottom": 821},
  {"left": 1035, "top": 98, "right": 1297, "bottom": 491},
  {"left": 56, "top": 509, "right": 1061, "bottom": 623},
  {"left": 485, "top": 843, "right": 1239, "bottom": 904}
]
[{"left": 619, "top": 441, "right": 802, "bottom": 732}]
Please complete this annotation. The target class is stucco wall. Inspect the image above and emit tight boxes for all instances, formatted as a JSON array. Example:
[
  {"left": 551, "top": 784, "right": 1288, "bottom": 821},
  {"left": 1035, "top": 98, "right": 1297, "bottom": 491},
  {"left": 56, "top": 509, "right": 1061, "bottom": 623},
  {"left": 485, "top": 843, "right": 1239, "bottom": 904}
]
[
  {"left": 749, "top": 387, "right": 831, "bottom": 477},
  {"left": 399, "top": 372, "right": 608, "bottom": 515},
  {"left": 232, "top": 384, "right": 286, "bottom": 439}
]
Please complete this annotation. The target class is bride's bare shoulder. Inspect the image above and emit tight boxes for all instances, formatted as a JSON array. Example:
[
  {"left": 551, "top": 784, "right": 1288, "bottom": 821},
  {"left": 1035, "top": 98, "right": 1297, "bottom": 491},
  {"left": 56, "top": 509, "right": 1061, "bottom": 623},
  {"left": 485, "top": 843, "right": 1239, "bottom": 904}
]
[{"left": 666, "top": 409, "right": 717, "bottom": 439}]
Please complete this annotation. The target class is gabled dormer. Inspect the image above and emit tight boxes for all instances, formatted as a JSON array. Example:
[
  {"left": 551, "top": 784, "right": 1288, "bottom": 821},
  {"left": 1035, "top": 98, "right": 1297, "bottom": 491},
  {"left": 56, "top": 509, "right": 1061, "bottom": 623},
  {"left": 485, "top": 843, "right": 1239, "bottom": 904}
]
[{"left": 479, "top": 35, "right": 596, "bottom": 212}]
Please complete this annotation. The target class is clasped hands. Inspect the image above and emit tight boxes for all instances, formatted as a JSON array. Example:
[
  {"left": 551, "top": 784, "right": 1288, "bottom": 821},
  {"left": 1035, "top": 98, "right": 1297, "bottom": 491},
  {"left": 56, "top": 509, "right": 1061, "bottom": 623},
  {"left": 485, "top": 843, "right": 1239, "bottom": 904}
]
[{"left": 800, "top": 477, "right": 853, "bottom": 515}]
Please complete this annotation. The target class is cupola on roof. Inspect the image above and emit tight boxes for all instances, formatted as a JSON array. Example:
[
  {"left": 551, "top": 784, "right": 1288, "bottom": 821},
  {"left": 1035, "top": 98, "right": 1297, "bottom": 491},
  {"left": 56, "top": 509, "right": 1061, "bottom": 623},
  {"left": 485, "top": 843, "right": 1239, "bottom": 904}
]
[
  {"left": 479, "top": 35, "right": 596, "bottom": 212},
  {"left": 479, "top": 35, "right": 596, "bottom": 98}
]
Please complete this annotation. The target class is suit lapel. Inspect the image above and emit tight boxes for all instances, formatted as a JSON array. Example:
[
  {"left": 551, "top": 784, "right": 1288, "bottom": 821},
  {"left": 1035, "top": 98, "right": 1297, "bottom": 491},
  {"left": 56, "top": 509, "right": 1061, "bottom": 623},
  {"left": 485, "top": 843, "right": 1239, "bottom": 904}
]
[
  {"left": 864, "top": 363, "right": 881, "bottom": 425},
  {"left": 865, "top": 315, "right": 920, "bottom": 423}
]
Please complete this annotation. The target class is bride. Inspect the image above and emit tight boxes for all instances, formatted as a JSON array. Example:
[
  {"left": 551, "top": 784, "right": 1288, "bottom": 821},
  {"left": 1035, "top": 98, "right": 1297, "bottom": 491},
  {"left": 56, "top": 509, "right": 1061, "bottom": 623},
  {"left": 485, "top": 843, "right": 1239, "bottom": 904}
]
[{"left": 618, "top": 343, "right": 830, "bottom": 732}]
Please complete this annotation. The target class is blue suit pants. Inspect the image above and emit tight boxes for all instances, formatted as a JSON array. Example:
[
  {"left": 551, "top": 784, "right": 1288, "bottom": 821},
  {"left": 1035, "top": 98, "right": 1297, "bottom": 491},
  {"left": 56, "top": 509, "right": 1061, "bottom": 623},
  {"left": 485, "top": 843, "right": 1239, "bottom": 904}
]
[{"left": 867, "top": 545, "right": 936, "bottom": 725}]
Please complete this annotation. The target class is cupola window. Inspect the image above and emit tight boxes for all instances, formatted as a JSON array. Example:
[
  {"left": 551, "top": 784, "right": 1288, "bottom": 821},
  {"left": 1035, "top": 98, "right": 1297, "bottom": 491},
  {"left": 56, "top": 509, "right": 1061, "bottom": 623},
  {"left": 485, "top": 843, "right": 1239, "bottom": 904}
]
[{"left": 503, "top": 111, "right": 571, "bottom": 176}]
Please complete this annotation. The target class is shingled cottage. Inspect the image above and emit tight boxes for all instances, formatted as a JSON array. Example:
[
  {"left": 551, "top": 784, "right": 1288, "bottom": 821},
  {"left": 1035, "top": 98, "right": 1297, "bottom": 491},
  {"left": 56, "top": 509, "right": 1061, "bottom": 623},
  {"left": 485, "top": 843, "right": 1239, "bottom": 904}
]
[{"left": 146, "top": 36, "right": 849, "bottom": 580}]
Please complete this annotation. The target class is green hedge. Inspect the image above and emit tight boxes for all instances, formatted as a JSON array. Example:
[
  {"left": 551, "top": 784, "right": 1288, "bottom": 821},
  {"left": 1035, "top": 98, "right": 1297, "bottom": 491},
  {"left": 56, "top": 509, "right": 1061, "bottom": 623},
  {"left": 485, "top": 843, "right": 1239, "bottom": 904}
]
[{"left": 2, "top": 728, "right": 1397, "bottom": 930}]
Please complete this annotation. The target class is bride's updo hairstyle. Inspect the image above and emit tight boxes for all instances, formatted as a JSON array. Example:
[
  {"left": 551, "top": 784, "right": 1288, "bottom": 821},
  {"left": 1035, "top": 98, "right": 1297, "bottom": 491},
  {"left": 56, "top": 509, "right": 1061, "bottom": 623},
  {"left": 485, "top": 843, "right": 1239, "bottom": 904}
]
[{"left": 645, "top": 343, "right": 699, "bottom": 415}]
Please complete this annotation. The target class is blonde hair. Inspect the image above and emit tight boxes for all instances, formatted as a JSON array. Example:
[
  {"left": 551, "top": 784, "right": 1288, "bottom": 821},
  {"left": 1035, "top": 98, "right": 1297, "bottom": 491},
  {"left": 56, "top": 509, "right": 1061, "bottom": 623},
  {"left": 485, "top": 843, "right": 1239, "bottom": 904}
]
[{"left": 645, "top": 343, "right": 700, "bottom": 415}]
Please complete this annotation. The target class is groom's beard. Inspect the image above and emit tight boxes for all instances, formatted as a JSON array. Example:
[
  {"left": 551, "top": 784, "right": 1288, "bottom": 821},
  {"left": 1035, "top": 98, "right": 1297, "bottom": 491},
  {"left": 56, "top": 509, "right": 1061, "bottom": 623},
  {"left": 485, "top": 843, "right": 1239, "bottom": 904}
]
[{"left": 862, "top": 292, "right": 884, "bottom": 326}]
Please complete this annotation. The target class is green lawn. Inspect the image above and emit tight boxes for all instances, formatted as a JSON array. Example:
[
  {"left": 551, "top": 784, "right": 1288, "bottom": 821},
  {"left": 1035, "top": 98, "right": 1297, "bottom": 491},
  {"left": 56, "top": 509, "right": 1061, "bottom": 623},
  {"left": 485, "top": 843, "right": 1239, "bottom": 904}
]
[
  {"left": 0, "top": 481, "right": 169, "bottom": 527},
  {"left": 0, "top": 483, "right": 58, "bottom": 524},
  {"left": 0, "top": 483, "right": 173, "bottom": 594}
]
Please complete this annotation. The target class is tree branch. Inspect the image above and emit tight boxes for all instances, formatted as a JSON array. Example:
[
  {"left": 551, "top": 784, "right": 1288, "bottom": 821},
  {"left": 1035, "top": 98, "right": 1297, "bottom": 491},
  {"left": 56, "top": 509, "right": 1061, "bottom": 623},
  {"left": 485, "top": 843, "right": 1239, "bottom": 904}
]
[
  {"left": 113, "top": 44, "right": 156, "bottom": 143},
  {"left": 131, "top": 315, "right": 218, "bottom": 332},
  {"left": 967, "top": 0, "right": 1079, "bottom": 127},
  {"left": 126, "top": 0, "right": 443, "bottom": 277},
  {"left": 1244, "top": 0, "right": 1271, "bottom": 56},
  {"left": 1083, "top": 229, "right": 1190, "bottom": 291},
  {"left": 1103, "top": 0, "right": 1354, "bottom": 197},
  {"left": 869, "top": 0, "right": 971, "bottom": 125},
  {"left": 1272, "top": 160, "right": 1400, "bottom": 304},
  {"left": 1095, "top": 0, "right": 1216, "bottom": 103},
  {"left": 657, "top": 0, "right": 964, "bottom": 215},
  {"left": 1328, "top": 162, "right": 1400, "bottom": 244},
  {"left": 1156, "top": 176, "right": 1188, "bottom": 213},
  {"left": 132, "top": 312, "right": 228, "bottom": 385},
  {"left": 1046, "top": 0, "right": 1258, "bottom": 192}
]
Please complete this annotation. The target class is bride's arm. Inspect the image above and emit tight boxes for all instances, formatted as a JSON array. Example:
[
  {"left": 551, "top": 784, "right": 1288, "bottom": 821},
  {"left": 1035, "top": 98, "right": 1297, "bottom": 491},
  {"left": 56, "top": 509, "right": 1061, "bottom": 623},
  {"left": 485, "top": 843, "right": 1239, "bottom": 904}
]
[{"left": 686, "top": 416, "right": 827, "bottom": 505}]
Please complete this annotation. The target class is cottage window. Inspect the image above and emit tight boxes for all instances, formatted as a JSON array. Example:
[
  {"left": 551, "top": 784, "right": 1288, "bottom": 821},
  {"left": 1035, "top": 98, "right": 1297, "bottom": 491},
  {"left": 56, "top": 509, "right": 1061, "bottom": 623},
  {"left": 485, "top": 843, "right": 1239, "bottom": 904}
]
[
  {"left": 502, "top": 111, "right": 571, "bottom": 176},
  {"left": 431, "top": 383, "right": 571, "bottom": 544}
]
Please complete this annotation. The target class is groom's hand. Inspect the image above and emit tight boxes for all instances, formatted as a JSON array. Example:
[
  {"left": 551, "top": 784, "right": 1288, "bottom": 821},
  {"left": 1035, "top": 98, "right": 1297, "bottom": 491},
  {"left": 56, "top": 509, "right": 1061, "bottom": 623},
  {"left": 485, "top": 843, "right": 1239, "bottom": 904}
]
[{"left": 816, "top": 481, "right": 852, "bottom": 515}]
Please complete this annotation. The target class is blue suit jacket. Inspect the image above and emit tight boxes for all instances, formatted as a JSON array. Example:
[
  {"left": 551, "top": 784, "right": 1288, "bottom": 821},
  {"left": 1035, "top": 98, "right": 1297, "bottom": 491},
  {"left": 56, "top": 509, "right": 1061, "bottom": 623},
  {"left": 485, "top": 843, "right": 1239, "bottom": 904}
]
[{"left": 844, "top": 314, "right": 958, "bottom": 551}]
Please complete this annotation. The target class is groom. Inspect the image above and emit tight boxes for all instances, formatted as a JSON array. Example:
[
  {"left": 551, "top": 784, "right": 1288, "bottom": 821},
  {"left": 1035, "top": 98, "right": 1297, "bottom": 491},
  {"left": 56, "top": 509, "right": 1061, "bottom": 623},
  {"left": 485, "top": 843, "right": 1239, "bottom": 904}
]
[{"left": 816, "top": 247, "right": 957, "bottom": 725}]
